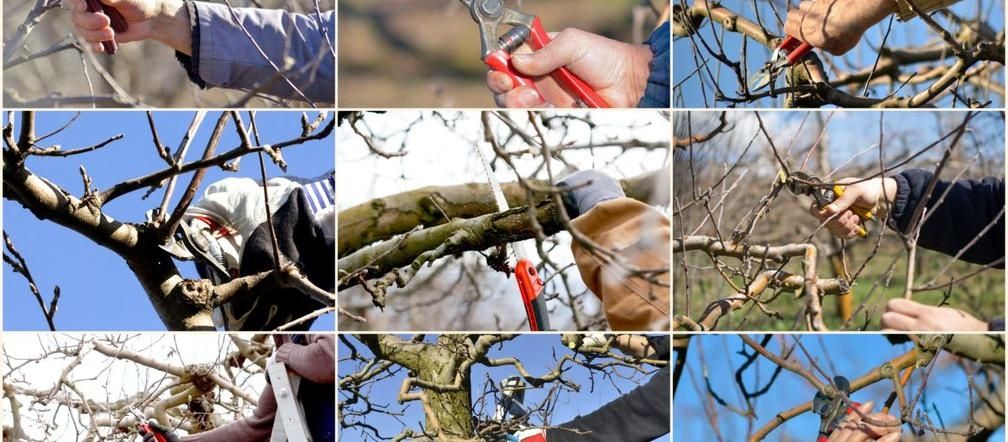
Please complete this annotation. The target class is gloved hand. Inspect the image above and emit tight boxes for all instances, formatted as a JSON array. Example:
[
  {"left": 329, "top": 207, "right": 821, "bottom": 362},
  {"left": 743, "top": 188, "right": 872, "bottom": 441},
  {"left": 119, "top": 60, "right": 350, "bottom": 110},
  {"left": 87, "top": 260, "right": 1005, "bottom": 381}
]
[
  {"left": 556, "top": 170, "right": 625, "bottom": 218},
  {"left": 506, "top": 428, "right": 547, "bottom": 442},
  {"left": 140, "top": 420, "right": 181, "bottom": 442},
  {"left": 561, "top": 333, "right": 608, "bottom": 351}
]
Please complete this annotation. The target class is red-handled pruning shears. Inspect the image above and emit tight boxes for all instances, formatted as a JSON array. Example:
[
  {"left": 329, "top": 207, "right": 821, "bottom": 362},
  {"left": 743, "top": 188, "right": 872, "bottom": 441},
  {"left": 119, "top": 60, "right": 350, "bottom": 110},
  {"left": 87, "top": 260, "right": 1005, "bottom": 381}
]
[
  {"left": 84, "top": 0, "right": 129, "bottom": 55},
  {"left": 459, "top": 0, "right": 610, "bottom": 108},
  {"left": 129, "top": 407, "right": 168, "bottom": 442},
  {"left": 748, "top": 35, "right": 814, "bottom": 91},
  {"left": 812, "top": 376, "right": 861, "bottom": 442}
]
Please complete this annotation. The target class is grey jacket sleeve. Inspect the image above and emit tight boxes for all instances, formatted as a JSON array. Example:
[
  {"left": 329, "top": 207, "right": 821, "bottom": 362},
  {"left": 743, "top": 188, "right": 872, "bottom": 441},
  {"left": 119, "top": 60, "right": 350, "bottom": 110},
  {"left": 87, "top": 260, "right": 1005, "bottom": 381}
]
[{"left": 177, "top": 1, "right": 335, "bottom": 103}]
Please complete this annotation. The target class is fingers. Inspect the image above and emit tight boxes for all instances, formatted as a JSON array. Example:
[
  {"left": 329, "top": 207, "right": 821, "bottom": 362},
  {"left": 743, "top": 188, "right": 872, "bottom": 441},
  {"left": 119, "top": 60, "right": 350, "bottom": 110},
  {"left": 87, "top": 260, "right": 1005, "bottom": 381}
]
[
  {"left": 71, "top": 0, "right": 115, "bottom": 50},
  {"left": 510, "top": 28, "right": 587, "bottom": 76},
  {"left": 486, "top": 71, "right": 514, "bottom": 94},
  {"left": 885, "top": 298, "right": 927, "bottom": 316},
  {"left": 493, "top": 86, "right": 547, "bottom": 108},
  {"left": 880, "top": 311, "right": 916, "bottom": 331}
]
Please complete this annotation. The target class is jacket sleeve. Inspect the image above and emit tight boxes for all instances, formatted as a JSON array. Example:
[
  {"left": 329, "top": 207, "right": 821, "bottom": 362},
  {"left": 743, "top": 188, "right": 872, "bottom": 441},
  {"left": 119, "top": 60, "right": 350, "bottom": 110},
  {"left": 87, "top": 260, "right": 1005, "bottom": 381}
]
[
  {"left": 636, "top": 22, "right": 670, "bottom": 108},
  {"left": 182, "top": 385, "right": 276, "bottom": 442},
  {"left": 546, "top": 366, "right": 670, "bottom": 441},
  {"left": 273, "top": 335, "right": 336, "bottom": 384},
  {"left": 889, "top": 168, "right": 1005, "bottom": 267},
  {"left": 176, "top": 2, "right": 335, "bottom": 103},
  {"left": 570, "top": 198, "right": 670, "bottom": 331}
]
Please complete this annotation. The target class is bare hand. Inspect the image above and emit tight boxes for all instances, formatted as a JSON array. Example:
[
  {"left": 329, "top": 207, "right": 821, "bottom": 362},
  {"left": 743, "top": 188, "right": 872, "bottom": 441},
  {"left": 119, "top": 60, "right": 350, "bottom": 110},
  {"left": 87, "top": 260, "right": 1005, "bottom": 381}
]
[
  {"left": 881, "top": 298, "right": 988, "bottom": 331},
  {"left": 70, "top": 0, "right": 190, "bottom": 54},
  {"left": 828, "top": 401, "right": 901, "bottom": 442},
  {"left": 485, "top": 28, "right": 652, "bottom": 108},
  {"left": 784, "top": 0, "right": 898, "bottom": 55},
  {"left": 809, "top": 177, "right": 896, "bottom": 240}
]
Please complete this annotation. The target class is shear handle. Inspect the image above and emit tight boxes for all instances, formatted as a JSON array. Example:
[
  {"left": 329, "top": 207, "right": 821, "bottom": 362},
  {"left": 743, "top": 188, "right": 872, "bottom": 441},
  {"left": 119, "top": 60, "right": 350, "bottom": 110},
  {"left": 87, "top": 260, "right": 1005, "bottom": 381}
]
[
  {"left": 484, "top": 17, "right": 610, "bottom": 108},
  {"left": 779, "top": 35, "right": 814, "bottom": 66}
]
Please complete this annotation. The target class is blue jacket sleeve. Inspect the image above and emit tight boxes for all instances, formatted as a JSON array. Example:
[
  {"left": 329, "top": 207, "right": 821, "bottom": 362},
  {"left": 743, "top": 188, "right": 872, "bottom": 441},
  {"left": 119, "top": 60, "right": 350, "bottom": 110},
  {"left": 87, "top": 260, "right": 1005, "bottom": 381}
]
[
  {"left": 636, "top": 22, "right": 670, "bottom": 108},
  {"left": 890, "top": 168, "right": 1005, "bottom": 267},
  {"left": 176, "top": 2, "right": 335, "bottom": 103}
]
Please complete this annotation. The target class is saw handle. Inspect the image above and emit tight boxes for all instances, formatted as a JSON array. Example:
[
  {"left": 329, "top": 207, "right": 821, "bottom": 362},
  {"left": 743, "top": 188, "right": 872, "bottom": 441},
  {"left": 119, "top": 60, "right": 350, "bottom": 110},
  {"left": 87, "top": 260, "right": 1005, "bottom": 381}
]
[
  {"left": 485, "top": 17, "right": 610, "bottom": 108},
  {"left": 832, "top": 184, "right": 873, "bottom": 238},
  {"left": 84, "top": 0, "right": 128, "bottom": 55},
  {"left": 516, "top": 259, "right": 549, "bottom": 331}
]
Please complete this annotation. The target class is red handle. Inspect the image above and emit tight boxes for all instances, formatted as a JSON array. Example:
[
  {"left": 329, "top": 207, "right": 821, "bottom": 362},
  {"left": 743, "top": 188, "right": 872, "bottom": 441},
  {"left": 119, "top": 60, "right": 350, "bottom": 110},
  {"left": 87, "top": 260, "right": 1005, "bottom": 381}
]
[
  {"left": 780, "top": 35, "right": 814, "bottom": 65},
  {"left": 139, "top": 423, "right": 168, "bottom": 442},
  {"left": 485, "top": 50, "right": 539, "bottom": 90},
  {"left": 84, "top": 0, "right": 128, "bottom": 55},
  {"left": 515, "top": 259, "right": 546, "bottom": 331},
  {"left": 525, "top": 17, "right": 610, "bottom": 108}
]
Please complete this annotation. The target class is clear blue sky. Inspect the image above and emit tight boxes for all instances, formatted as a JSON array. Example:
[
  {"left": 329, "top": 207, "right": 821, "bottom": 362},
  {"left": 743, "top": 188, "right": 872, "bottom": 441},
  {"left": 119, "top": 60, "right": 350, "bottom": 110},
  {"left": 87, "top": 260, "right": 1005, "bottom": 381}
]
[
  {"left": 674, "top": 334, "right": 1005, "bottom": 440},
  {"left": 338, "top": 334, "right": 669, "bottom": 441},
  {"left": 673, "top": 0, "right": 1005, "bottom": 108},
  {"left": 3, "top": 111, "right": 334, "bottom": 331}
]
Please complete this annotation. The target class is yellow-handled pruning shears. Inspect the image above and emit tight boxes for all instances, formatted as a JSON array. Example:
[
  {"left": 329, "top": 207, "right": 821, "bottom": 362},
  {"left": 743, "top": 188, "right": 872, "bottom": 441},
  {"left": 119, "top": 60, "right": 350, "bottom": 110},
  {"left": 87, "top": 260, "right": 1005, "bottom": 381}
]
[{"left": 783, "top": 171, "right": 874, "bottom": 238}]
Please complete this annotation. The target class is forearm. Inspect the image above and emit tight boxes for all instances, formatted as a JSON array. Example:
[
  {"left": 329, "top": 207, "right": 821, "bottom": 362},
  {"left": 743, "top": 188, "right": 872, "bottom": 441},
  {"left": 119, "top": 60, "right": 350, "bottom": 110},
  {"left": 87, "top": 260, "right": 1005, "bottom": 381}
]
[
  {"left": 180, "top": 2, "right": 335, "bottom": 101},
  {"left": 150, "top": 0, "right": 192, "bottom": 55},
  {"left": 546, "top": 366, "right": 670, "bottom": 441}
]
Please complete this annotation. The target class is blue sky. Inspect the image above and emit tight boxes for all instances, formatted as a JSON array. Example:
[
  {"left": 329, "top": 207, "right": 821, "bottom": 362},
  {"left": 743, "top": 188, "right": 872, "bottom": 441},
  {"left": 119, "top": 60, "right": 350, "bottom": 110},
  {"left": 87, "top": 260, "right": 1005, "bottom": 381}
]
[
  {"left": 674, "top": 334, "right": 1005, "bottom": 440},
  {"left": 338, "top": 334, "right": 669, "bottom": 441},
  {"left": 673, "top": 0, "right": 1006, "bottom": 108},
  {"left": 3, "top": 111, "right": 334, "bottom": 331}
]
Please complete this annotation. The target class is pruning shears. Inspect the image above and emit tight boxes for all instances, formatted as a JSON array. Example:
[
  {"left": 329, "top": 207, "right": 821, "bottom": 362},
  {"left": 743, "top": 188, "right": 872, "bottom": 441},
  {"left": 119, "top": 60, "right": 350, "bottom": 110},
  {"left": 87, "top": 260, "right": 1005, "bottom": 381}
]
[
  {"left": 128, "top": 407, "right": 168, "bottom": 442},
  {"left": 84, "top": 0, "right": 129, "bottom": 55},
  {"left": 474, "top": 144, "right": 551, "bottom": 331},
  {"left": 783, "top": 171, "right": 874, "bottom": 238},
  {"left": 458, "top": 0, "right": 610, "bottom": 108},
  {"left": 812, "top": 375, "right": 861, "bottom": 442},
  {"left": 748, "top": 35, "right": 814, "bottom": 91}
]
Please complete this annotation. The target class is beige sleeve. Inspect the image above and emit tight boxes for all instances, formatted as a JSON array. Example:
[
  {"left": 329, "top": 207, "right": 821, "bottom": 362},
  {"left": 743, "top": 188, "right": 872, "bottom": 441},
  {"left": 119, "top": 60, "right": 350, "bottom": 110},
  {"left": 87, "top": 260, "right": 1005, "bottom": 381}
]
[
  {"left": 570, "top": 198, "right": 670, "bottom": 331},
  {"left": 893, "top": 0, "right": 962, "bottom": 21}
]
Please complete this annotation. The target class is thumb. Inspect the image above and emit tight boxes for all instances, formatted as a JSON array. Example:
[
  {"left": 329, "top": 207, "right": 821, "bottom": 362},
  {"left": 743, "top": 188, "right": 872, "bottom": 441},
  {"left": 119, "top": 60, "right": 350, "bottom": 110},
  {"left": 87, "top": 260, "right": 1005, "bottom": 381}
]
[
  {"left": 822, "top": 185, "right": 860, "bottom": 216},
  {"left": 511, "top": 31, "right": 584, "bottom": 76}
]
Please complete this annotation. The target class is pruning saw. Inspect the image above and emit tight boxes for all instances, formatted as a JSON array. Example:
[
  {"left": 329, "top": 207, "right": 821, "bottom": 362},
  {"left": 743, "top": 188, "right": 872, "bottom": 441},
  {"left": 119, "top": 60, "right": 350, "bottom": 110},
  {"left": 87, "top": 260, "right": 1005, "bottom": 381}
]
[{"left": 474, "top": 144, "right": 551, "bottom": 331}]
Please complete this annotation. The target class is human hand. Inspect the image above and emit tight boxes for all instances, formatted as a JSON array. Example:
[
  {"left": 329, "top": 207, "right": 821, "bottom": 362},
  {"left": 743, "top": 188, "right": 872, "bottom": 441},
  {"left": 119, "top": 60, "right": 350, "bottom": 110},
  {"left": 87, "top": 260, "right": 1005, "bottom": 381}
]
[
  {"left": 485, "top": 28, "right": 652, "bottom": 108},
  {"left": 784, "top": 0, "right": 898, "bottom": 55},
  {"left": 140, "top": 420, "right": 181, "bottom": 442},
  {"left": 70, "top": 0, "right": 191, "bottom": 54},
  {"left": 809, "top": 177, "right": 896, "bottom": 240},
  {"left": 881, "top": 298, "right": 989, "bottom": 331},
  {"left": 827, "top": 401, "right": 901, "bottom": 442}
]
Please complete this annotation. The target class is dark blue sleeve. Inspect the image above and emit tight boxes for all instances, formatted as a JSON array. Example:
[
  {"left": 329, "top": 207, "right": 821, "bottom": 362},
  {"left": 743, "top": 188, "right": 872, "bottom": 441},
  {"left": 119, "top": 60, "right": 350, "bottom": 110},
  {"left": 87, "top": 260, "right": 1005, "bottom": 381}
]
[
  {"left": 636, "top": 22, "right": 670, "bottom": 108},
  {"left": 890, "top": 169, "right": 1005, "bottom": 267}
]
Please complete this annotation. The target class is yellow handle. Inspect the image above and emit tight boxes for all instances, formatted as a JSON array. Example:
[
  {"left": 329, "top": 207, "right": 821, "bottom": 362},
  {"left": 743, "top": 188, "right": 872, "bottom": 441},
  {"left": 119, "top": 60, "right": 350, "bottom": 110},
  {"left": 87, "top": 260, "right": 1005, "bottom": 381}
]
[{"left": 833, "top": 185, "right": 872, "bottom": 237}]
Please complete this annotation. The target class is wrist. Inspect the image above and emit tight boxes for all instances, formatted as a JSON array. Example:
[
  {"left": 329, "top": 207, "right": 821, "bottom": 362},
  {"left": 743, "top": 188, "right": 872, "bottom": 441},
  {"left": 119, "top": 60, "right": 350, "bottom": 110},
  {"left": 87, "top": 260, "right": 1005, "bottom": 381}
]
[
  {"left": 627, "top": 43, "right": 653, "bottom": 106},
  {"left": 152, "top": 0, "right": 192, "bottom": 55}
]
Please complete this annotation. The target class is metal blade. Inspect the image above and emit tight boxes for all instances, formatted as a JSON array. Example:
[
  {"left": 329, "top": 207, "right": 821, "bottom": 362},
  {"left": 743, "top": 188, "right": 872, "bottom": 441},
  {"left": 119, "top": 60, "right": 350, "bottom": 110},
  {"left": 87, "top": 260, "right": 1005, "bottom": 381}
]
[{"left": 474, "top": 143, "right": 534, "bottom": 262}]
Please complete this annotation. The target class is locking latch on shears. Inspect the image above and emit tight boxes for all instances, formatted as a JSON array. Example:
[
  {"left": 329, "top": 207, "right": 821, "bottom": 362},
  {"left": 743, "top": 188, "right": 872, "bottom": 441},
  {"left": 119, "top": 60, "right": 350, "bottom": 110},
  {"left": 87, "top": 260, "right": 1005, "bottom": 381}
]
[
  {"left": 783, "top": 171, "right": 874, "bottom": 238},
  {"left": 458, "top": 0, "right": 610, "bottom": 108},
  {"left": 749, "top": 35, "right": 814, "bottom": 92}
]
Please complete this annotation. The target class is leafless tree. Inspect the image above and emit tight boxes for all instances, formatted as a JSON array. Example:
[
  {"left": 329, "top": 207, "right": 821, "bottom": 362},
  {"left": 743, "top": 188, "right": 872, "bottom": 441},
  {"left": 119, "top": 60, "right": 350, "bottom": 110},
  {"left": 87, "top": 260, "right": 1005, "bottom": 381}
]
[
  {"left": 3, "top": 333, "right": 274, "bottom": 441},
  {"left": 673, "top": 110, "right": 1004, "bottom": 331},
  {"left": 3, "top": 110, "right": 336, "bottom": 331},
  {"left": 337, "top": 110, "right": 671, "bottom": 331},
  {"left": 339, "top": 333, "right": 666, "bottom": 441},
  {"left": 673, "top": 0, "right": 1005, "bottom": 107},
  {"left": 672, "top": 334, "right": 1005, "bottom": 441}
]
